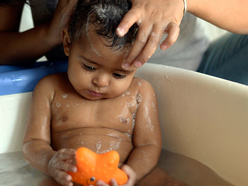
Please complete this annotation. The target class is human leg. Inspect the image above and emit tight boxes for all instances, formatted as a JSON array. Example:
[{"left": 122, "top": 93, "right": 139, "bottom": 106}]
[{"left": 197, "top": 33, "right": 248, "bottom": 85}]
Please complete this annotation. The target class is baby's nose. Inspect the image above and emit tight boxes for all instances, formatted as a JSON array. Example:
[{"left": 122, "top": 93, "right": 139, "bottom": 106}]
[{"left": 92, "top": 75, "right": 109, "bottom": 87}]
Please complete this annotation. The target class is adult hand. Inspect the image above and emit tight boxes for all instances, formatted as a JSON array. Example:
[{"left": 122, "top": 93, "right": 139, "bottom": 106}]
[
  {"left": 117, "top": 0, "right": 185, "bottom": 69},
  {"left": 96, "top": 165, "right": 136, "bottom": 186},
  {"left": 48, "top": 148, "right": 77, "bottom": 186},
  {"left": 46, "top": 0, "right": 77, "bottom": 46}
]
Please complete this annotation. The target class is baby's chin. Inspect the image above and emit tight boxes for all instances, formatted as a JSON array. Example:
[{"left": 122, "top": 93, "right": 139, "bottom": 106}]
[
  {"left": 75, "top": 88, "right": 124, "bottom": 100},
  {"left": 80, "top": 93, "right": 121, "bottom": 101}
]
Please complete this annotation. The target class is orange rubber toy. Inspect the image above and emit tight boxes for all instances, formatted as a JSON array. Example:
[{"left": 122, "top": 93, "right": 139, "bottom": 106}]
[{"left": 68, "top": 147, "right": 128, "bottom": 186}]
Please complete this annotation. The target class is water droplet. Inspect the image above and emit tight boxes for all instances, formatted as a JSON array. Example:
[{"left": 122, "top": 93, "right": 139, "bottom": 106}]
[
  {"left": 95, "top": 139, "right": 102, "bottom": 152},
  {"left": 136, "top": 93, "right": 142, "bottom": 104},
  {"left": 110, "top": 141, "right": 120, "bottom": 150},
  {"left": 62, "top": 94, "right": 68, "bottom": 98},
  {"left": 126, "top": 91, "right": 130, "bottom": 95},
  {"left": 56, "top": 102, "right": 61, "bottom": 108},
  {"left": 145, "top": 118, "right": 154, "bottom": 132},
  {"left": 124, "top": 133, "right": 131, "bottom": 138}
]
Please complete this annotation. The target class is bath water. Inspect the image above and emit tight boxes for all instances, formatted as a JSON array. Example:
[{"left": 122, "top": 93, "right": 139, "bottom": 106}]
[
  {"left": 158, "top": 149, "right": 234, "bottom": 186},
  {"left": 0, "top": 149, "right": 233, "bottom": 186}
]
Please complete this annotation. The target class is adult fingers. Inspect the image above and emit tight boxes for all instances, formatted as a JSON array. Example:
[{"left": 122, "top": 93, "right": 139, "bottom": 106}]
[
  {"left": 160, "top": 22, "right": 180, "bottom": 50},
  {"left": 58, "top": 0, "right": 78, "bottom": 27},
  {"left": 65, "top": 0, "right": 78, "bottom": 17},
  {"left": 131, "top": 24, "right": 165, "bottom": 68},
  {"left": 116, "top": 8, "right": 141, "bottom": 37},
  {"left": 122, "top": 20, "right": 153, "bottom": 69}
]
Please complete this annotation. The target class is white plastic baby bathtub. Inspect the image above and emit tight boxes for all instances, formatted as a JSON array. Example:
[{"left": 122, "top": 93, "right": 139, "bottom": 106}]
[{"left": 0, "top": 62, "right": 248, "bottom": 186}]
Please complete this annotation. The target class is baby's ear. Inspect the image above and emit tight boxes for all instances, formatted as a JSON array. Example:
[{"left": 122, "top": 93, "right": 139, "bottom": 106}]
[{"left": 62, "top": 28, "right": 71, "bottom": 56}]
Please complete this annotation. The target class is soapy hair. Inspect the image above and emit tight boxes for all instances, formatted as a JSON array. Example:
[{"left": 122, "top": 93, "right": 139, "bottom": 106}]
[{"left": 69, "top": 0, "right": 138, "bottom": 50}]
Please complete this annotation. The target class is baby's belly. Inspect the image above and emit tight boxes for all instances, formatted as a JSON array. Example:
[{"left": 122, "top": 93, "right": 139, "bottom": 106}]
[{"left": 52, "top": 127, "right": 133, "bottom": 163}]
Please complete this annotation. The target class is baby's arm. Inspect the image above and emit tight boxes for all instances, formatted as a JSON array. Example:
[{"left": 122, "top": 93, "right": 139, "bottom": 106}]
[
  {"left": 126, "top": 79, "right": 162, "bottom": 182},
  {"left": 22, "top": 75, "right": 77, "bottom": 186}
]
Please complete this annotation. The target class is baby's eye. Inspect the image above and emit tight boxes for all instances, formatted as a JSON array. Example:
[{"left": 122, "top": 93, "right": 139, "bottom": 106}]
[
  {"left": 82, "top": 63, "right": 96, "bottom": 71},
  {"left": 113, "top": 73, "right": 126, "bottom": 79}
]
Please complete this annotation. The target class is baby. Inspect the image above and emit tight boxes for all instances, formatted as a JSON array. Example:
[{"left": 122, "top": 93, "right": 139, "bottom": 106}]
[{"left": 23, "top": 1, "right": 184, "bottom": 186}]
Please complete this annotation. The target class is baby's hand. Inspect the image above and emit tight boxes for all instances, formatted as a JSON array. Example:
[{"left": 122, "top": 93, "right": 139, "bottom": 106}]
[
  {"left": 117, "top": 0, "right": 185, "bottom": 69},
  {"left": 96, "top": 165, "right": 136, "bottom": 186},
  {"left": 48, "top": 148, "right": 77, "bottom": 186}
]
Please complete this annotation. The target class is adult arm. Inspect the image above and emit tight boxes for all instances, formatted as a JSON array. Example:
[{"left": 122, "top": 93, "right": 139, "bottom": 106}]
[
  {"left": 0, "top": 4, "right": 54, "bottom": 65},
  {"left": 119, "top": 0, "right": 248, "bottom": 69},
  {"left": 188, "top": 0, "right": 248, "bottom": 34},
  {"left": 0, "top": 0, "right": 77, "bottom": 65}
]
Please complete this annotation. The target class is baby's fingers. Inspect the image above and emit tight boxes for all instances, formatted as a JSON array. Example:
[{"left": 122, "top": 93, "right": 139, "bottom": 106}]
[
  {"left": 96, "top": 180, "right": 110, "bottom": 186},
  {"left": 110, "top": 178, "right": 119, "bottom": 186},
  {"left": 54, "top": 170, "right": 73, "bottom": 186},
  {"left": 160, "top": 22, "right": 180, "bottom": 50},
  {"left": 49, "top": 149, "right": 77, "bottom": 176},
  {"left": 121, "top": 165, "right": 136, "bottom": 185},
  {"left": 58, "top": 149, "right": 76, "bottom": 160},
  {"left": 57, "top": 160, "right": 77, "bottom": 173}
]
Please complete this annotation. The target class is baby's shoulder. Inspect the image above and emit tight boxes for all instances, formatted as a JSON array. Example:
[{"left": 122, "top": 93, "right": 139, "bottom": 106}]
[
  {"left": 130, "top": 77, "right": 156, "bottom": 95},
  {"left": 34, "top": 72, "right": 69, "bottom": 92}
]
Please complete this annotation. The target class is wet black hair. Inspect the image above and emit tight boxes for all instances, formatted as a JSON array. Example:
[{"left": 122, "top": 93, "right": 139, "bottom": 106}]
[
  {"left": 69, "top": 0, "right": 138, "bottom": 50},
  {"left": 0, "top": 0, "right": 27, "bottom": 7}
]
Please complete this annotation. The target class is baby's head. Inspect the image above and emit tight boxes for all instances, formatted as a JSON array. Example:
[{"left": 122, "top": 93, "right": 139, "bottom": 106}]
[
  {"left": 69, "top": 0, "right": 138, "bottom": 49},
  {"left": 62, "top": 0, "right": 138, "bottom": 100}
]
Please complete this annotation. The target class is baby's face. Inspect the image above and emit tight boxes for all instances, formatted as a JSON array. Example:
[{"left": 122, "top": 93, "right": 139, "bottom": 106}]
[{"left": 66, "top": 28, "right": 136, "bottom": 100}]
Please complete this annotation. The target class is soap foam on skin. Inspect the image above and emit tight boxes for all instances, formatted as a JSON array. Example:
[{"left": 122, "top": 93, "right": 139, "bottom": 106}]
[
  {"left": 85, "top": 4, "right": 122, "bottom": 57},
  {"left": 86, "top": 17, "right": 102, "bottom": 57}
]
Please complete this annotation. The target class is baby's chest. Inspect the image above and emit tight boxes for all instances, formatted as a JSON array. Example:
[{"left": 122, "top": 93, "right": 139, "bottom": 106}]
[{"left": 51, "top": 96, "right": 137, "bottom": 132}]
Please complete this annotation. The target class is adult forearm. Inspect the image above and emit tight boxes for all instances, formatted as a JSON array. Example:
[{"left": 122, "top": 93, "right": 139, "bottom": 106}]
[
  {"left": 187, "top": 0, "right": 248, "bottom": 34},
  {"left": 0, "top": 24, "right": 61, "bottom": 65}
]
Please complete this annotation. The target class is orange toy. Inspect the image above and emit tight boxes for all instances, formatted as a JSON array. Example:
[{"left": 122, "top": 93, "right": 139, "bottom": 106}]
[{"left": 68, "top": 147, "right": 128, "bottom": 186}]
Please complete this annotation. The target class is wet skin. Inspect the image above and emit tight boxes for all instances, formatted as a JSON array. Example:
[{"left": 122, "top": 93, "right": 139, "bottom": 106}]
[
  {"left": 23, "top": 26, "right": 162, "bottom": 185},
  {"left": 49, "top": 73, "right": 151, "bottom": 164}
]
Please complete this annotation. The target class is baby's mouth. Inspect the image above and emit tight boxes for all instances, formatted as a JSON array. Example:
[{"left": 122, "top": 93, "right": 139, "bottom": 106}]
[{"left": 88, "top": 90, "right": 103, "bottom": 97}]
